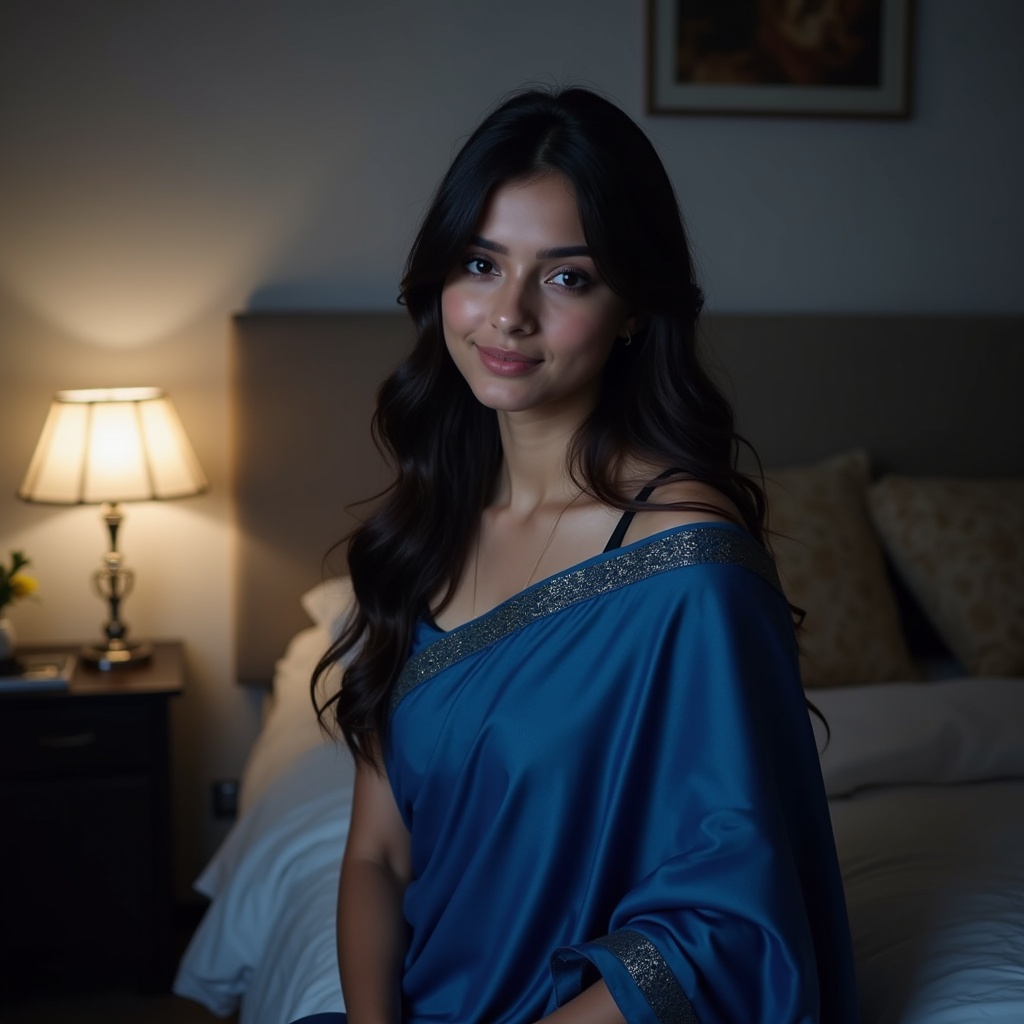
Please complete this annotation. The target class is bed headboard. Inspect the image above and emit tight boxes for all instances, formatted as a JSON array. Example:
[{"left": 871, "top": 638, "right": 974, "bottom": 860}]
[{"left": 232, "top": 311, "right": 1024, "bottom": 686}]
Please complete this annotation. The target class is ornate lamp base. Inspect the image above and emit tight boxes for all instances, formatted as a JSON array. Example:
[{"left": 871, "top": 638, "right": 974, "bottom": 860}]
[
  {"left": 84, "top": 503, "right": 153, "bottom": 672},
  {"left": 80, "top": 638, "right": 153, "bottom": 672}
]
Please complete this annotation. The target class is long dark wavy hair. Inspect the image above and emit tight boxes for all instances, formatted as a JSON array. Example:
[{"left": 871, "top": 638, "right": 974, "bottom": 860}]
[{"left": 313, "top": 86, "right": 770, "bottom": 764}]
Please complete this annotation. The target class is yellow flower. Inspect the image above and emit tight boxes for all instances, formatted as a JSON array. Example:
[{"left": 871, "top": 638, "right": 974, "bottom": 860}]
[
  {"left": 10, "top": 574, "right": 38, "bottom": 599},
  {"left": 1, "top": 551, "right": 39, "bottom": 611}
]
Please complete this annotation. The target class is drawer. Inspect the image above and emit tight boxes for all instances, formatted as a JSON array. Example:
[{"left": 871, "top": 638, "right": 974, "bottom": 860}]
[{"left": 0, "top": 702, "right": 159, "bottom": 775}]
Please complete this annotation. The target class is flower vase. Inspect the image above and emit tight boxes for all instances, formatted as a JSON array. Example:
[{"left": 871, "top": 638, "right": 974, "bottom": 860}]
[{"left": 0, "top": 616, "right": 17, "bottom": 673}]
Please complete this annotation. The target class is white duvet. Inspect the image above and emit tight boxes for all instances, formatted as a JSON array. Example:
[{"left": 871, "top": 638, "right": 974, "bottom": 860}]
[
  {"left": 174, "top": 740, "right": 352, "bottom": 1022},
  {"left": 175, "top": 619, "right": 1024, "bottom": 1024},
  {"left": 832, "top": 781, "right": 1024, "bottom": 1024}
]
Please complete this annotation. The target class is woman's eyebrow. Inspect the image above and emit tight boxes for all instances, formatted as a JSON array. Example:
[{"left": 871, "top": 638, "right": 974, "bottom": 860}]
[
  {"left": 470, "top": 235, "right": 591, "bottom": 260},
  {"left": 470, "top": 235, "right": 508, "bottom": 254},
  {"left": 537, "top": 245, "right": 591, "bottom": 259}
]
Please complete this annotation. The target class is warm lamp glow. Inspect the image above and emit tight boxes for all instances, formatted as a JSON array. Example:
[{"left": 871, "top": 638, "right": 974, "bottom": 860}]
[
  {"left": 19, "top": 387, "right": 207, "bottom": 669},
  {"left": 19, "top": 387, "right": 207, "bottom": 504}
]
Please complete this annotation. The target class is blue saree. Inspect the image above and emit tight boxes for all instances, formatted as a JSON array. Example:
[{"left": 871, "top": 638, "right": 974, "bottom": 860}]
[{"left": 383, "top": 523, "right": 858, "bottom": 1024}]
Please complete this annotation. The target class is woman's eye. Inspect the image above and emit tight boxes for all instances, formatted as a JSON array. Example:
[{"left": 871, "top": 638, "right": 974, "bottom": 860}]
[
  {"left": 549, "top": 269, "right": 591, "bottom": 291},
  {"left": 466, "top": 257, "right": 494, "bottom": 276}
]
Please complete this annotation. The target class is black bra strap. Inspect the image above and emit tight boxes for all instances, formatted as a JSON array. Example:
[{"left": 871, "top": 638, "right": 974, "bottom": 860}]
[{"left": 602, "top": 468, "right": 680, "bottom": 552}]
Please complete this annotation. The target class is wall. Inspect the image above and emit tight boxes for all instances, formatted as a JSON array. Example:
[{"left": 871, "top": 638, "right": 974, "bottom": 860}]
[{"left": 1, "top": 0, "right": 1021, "bottom": 897}]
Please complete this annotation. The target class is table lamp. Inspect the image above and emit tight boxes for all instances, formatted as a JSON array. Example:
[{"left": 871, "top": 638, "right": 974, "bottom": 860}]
[{"left": 18, "top": 387, "right": 207, "bottom": 669}]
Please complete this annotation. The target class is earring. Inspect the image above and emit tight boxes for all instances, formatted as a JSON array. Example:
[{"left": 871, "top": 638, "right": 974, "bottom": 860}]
[{"left": 622, "top": 328, "right": 633, "bottom": 347}]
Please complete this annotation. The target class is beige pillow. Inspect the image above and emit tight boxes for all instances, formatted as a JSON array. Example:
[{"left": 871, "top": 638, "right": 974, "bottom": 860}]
[
  {"left": 868, "top": 476, "right": 1024, "bottom": 677},
  {"left": 765, "top": 450, "right": 919, "bottom": 687}
]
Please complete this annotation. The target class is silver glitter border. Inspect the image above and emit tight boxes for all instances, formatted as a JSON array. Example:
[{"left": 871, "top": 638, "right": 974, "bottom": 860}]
[
  {"left": 594, "top": 929, "right": 699, "bottom": 1024},
  {"left": 389, "top": 526, "right": 779, "bottom": 716}
]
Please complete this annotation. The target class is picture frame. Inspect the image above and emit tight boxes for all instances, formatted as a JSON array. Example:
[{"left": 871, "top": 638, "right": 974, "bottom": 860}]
[{"left": 646, "top": 0, "right": 913, "bottom": 118}]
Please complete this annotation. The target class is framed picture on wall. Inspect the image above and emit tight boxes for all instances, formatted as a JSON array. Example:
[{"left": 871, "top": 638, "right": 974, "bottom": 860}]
[{"left": 646, "top": 0, "right": 913, "bottom": 117}]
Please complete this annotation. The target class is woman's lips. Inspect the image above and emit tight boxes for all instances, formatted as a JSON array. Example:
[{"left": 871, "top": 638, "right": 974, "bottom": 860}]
[{"left": 475, "top": 345, "right": 542, "bottom": 376}]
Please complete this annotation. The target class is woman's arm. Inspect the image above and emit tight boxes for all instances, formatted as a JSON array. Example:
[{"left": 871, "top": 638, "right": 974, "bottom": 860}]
[
  {"left": 337, "top": 748, "right": 412, "bottom": 1024},
  {"left": 537, "top": 980, "right": 625, "bottom": 1024}
]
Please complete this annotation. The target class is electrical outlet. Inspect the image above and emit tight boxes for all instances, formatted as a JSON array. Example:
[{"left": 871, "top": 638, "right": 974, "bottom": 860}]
[{"left": 211, "top": 779, "right": 239, "bottom": 820}]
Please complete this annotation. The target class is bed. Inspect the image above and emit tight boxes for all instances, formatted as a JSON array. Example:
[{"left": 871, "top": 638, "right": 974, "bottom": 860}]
[{"left": 175, "top": 311, "right": 1024, "bottom": 1023}]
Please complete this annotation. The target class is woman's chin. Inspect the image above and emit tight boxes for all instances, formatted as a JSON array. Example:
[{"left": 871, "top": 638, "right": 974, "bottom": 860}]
[{"left": 468, "top": 381, "right": 603, "bottom": 423}]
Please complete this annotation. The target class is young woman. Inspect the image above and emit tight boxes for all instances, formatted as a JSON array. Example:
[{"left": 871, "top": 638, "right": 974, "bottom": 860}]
[{"left": 312, "top": 87, "right": 857, "bottom": 1024}]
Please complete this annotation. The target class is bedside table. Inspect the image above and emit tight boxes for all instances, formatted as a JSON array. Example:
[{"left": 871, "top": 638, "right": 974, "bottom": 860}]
[{"left": 0, "top": 640, "right": 183, "bottom": 997}]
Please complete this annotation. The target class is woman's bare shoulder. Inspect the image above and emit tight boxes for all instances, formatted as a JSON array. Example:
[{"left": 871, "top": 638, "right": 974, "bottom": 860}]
[{"left": 620, "top": 474, "right": 744, "bottom": 546}]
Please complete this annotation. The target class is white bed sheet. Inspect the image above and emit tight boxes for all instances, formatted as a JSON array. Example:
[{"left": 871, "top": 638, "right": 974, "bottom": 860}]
[
  {"left": 174, "top": 741, "right": 352, "bottom": 1022},
  {"left": 813, "top": 676, "right": 1024, "bottom": 1020},
  {"left": 832, "top": 780, "right": 1024, "bottom": 1023}
]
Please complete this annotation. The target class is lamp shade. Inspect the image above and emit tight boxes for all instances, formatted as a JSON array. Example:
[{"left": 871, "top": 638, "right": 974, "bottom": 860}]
[{"left": 19, "top": 388, "right": 207, "bottom": 505}]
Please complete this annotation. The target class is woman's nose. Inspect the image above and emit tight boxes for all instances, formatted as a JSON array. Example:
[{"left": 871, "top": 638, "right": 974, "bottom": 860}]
[{"left": 490, "top": 280, "right": 536, "bottom": 335}]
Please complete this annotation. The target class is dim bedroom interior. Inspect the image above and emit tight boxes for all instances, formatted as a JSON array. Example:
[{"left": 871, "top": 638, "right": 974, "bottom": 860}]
[
  {"left": 1, "top": 4, "right": 1023, "bottom": 1023},
  {"left": 171, "top": 310, "right": 1024, "bottom": 1024}
]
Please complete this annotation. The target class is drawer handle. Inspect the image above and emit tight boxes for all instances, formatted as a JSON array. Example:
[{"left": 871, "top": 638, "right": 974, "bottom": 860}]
[{"left": 37, "top": 732, "right": 98, "bottom": 749}]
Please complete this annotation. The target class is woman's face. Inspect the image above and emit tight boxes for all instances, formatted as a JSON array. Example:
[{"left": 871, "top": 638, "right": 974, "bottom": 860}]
[{"left": 441, "top": 173, "right": 630, "bottom": 420}]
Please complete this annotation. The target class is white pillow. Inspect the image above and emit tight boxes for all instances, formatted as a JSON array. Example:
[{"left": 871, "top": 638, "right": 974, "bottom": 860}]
[
  {"left": 239, "top": 625, "right": 336, "bottom": 814},
  {"left": 301, "top": 575, "right": 356, "bottom": 639},
  {"left": 811, "top": 676, "right": 1024, "bottom": 797},
  {"left": 240, "top": 577, "right": 357, "bottom": 813}
]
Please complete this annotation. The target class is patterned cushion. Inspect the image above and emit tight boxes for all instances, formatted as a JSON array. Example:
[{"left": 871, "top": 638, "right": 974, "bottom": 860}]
[
  {"left": 868, "top": 476, "right": 1024, "bottom": 677},
  {"left": 766, "top": 450, "right": 919, "bottom": 687}
]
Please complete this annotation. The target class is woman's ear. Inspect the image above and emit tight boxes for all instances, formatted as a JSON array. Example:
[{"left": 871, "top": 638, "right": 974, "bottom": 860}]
[{"left": 618, "top": 314, "right": 643, "bottom": 341}]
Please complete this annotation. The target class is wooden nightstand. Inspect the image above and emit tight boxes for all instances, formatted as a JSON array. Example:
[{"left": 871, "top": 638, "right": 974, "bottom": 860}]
[{"left": 0, "top": 641, "right": 183, "bottom": 998}]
